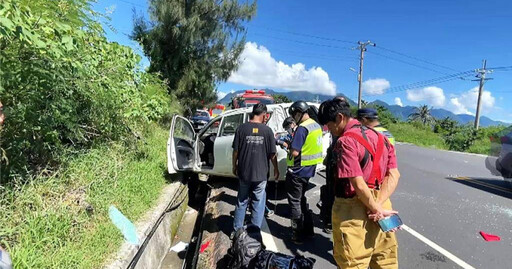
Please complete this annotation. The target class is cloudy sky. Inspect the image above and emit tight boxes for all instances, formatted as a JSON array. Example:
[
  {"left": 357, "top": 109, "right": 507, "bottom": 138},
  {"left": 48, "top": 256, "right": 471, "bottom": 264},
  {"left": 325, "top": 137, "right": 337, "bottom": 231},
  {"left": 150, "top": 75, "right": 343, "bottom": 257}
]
[{"left": 95, "top": 0, "right": 512, "bottom": 122}]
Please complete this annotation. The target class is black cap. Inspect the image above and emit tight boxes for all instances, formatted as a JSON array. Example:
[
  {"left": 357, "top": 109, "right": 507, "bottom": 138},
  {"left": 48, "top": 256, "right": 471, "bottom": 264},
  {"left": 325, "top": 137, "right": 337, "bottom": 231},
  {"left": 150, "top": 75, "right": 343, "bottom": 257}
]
[
  {"left": 252, "top": 103, "right": 267, "bottom": 116},
  {"left": 357, "top": 108, "right": 378, "bottom": 119}
]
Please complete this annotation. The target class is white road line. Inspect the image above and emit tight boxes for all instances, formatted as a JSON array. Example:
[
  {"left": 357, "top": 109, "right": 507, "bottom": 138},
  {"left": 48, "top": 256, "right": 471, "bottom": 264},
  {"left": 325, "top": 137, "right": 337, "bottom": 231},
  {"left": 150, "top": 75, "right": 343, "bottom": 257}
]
[
  {"left": 261, "top": 218, "right": 278, "bottom": 252},
  {"left": 402, "top": 225, "right": 476, "bottom": 269}
]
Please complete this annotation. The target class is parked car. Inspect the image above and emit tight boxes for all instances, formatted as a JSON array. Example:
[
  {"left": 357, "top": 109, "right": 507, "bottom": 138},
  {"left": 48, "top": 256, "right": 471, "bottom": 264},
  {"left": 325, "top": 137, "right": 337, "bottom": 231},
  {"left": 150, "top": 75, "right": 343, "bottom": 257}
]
[
  {"left": 485, "top": 126, "right": 512, "bottom": 187},
  {"left": 190, "top": 110, "right": 211, "bottom": 131},
  {"left": 167, "top": 103, "right": 330, "bottom": 181}
]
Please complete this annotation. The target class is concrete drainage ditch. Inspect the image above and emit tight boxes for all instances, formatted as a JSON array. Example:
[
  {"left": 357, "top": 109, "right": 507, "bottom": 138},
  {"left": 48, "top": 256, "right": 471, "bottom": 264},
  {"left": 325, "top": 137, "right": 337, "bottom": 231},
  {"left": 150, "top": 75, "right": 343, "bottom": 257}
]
[{"left": 105, "top": 174, "right": 209, "bottom": 269}]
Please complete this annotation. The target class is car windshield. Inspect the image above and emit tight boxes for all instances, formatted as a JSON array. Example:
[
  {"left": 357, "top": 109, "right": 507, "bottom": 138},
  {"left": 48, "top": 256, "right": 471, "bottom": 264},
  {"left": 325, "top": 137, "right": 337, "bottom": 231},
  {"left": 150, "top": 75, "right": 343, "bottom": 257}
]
[
  {"left": 212, "top": 109, "right": 223, "bottom": 115},
  {"left": 195, "top": 111, "right": 209, "bottom": 117}
]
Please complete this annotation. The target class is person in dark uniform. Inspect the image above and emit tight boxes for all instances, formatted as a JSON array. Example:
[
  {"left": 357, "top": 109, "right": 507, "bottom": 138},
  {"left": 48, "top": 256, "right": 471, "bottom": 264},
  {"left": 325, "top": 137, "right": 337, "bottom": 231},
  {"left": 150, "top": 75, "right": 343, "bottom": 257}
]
[
  {"left": 357, "top": 108, "right": 395, "bottom": 145},
  {"left": 286, "top": 101, "right": 323, "bottom": 243}
]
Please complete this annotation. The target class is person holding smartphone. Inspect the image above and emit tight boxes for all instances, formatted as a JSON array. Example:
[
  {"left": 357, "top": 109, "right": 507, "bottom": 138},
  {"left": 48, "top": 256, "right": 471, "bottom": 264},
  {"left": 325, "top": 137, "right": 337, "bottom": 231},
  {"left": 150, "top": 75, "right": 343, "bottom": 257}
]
[{"left": 319, "top": 98, "right": 401, "bottom": 269}]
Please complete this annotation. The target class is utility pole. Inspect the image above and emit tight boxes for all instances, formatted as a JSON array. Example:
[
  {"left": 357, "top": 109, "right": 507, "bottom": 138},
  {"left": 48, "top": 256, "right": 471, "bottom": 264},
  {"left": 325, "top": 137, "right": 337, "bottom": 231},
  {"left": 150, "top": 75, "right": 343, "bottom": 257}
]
[
  {"left": 357, "top": 40, "right": 376, "bottom": 108},
  {"left": 473, "top": 60, "right": 493, "bottom": 130}
]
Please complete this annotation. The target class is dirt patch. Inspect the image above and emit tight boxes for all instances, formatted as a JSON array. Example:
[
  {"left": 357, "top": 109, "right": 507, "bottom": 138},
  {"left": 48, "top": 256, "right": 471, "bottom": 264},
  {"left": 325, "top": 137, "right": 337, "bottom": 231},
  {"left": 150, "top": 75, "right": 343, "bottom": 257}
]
[{"left": 197, "top": 188, "right": 234, "bottom": 269}]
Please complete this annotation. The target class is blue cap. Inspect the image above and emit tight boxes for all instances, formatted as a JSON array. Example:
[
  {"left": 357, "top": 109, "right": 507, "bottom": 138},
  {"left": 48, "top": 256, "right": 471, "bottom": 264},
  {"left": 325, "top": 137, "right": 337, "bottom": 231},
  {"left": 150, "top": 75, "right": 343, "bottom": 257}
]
[{"left": 357, "top": 108, "right": 378, "bottom": 119}]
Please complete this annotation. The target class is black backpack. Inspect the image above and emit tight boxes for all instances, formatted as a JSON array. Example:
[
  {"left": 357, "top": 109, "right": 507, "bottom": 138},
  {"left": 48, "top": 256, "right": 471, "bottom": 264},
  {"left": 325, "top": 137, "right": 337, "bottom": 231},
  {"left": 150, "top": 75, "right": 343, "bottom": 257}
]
[
  {"left": 229, "top": 224, "right": 265, "bottom": 269},
  {"left": 253, "top": 249, "right": 316, "bottom": 269}
]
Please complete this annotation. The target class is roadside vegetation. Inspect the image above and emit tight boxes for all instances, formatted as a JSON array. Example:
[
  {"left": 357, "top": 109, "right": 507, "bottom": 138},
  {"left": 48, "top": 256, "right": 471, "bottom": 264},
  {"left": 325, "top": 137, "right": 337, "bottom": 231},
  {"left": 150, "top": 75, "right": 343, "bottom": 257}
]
[
  {"left": 368, "top": 104, "right": 508, "bottom": 155},
  {"left": 0, "top": 124, "right": 171, "bottom": 268},
  {"left": 1, "top": 0, "right": 254, "bottom": 268}
]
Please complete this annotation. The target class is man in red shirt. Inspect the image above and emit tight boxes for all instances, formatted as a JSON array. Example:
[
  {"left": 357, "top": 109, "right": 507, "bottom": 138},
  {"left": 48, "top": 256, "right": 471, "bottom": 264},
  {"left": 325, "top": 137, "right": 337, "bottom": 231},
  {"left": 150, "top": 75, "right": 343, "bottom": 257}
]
[{"left": 318, "top": 98, "right": 401, "bottom": 269}]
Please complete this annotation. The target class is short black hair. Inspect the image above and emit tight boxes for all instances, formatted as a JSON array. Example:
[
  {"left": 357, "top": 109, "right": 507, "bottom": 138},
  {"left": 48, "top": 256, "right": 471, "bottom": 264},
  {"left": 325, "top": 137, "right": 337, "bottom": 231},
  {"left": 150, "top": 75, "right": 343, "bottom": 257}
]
[
  {"left": 282, "top": 117, "right": 296, "bottom": 129},
  {"left": 252, "top": 103, "right": 267, "bottom": 116},
  {"left": 318, "top": 98, "right": 352, "bottom": 125}
]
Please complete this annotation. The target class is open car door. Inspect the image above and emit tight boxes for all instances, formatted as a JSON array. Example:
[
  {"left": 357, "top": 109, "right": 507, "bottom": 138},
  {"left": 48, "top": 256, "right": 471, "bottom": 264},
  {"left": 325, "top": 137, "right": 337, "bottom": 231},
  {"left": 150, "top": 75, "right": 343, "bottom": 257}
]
[{"left": 167, "top": 115, "right": 200, "bottom": 174}]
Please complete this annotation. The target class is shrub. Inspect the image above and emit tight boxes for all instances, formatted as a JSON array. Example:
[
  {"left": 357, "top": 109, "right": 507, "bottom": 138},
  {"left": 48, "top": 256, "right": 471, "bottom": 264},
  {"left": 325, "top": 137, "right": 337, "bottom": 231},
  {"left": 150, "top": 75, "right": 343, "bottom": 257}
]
[
  {"left": 443, "top": 124, "right": 478, "bottom": 152},
  {"left": 0, "top": 0, "right": 176, "bottom": 183}
]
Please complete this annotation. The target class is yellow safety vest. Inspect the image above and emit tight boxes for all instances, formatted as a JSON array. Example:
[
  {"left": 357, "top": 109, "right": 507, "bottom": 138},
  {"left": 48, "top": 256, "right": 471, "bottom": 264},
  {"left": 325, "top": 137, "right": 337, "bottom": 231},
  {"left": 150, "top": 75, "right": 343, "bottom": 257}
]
[
  {"left": 374, "top": 125, "right": 395, "bottom": 145},
  {"left": 287, "top": 118, "right": 323, "bottom": 167}
]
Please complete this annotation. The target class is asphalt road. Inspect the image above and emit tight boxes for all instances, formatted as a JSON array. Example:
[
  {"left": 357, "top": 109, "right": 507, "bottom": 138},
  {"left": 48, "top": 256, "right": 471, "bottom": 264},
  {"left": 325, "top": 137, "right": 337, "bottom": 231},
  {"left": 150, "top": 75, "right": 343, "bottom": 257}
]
[{"left": 206, "top": 143, "right": 512, "bottom": 268}]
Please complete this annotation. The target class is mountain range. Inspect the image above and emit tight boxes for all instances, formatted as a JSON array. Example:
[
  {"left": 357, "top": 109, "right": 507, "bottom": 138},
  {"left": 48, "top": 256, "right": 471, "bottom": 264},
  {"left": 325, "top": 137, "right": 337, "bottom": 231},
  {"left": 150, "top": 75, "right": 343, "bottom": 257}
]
[
  {"left": 218, "top": 89, "right": 509, "bottom": 127},
  {"left": 368, "top": 100, "right": 508, "bottom": 127}
]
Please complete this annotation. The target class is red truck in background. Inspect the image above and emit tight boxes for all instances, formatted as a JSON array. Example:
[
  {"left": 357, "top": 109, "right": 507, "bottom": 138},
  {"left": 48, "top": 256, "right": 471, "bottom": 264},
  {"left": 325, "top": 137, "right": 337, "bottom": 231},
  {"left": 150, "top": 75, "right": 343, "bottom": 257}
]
[
  {"left": 230, "top": 90, "right": 275, "bottom": 109},
  {"left": 209, "top": 104, "right": 226, "bottom": 118}
]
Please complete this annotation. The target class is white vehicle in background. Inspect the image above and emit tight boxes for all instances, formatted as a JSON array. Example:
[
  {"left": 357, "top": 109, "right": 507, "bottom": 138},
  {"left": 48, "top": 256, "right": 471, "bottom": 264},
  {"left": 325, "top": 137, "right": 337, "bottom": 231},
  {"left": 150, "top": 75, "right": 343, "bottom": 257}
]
[{"left": 167, "top": 103, "right": 330, "bottom": 181}]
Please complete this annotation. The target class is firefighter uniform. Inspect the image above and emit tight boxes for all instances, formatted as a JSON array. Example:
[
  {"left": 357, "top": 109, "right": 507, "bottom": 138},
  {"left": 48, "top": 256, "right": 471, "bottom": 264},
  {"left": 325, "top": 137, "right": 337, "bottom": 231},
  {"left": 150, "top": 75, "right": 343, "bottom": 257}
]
[{"left": 332, "top": 119, "right": 399, "bottom": 268}]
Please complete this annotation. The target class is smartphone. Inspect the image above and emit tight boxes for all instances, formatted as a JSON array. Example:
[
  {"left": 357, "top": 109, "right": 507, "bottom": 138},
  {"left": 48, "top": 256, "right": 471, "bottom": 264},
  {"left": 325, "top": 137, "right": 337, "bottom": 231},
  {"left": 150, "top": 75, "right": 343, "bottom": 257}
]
[{"left": 378, "top": 214, "right": 403, "bottom": 232}]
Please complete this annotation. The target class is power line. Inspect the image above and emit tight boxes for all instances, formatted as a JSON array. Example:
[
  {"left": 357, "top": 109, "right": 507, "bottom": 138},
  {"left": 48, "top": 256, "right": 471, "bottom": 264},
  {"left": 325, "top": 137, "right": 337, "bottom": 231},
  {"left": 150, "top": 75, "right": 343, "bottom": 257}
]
[
  {"left": 375, "top": 46, "right": 459, "bottom": 72},
  {"left": 386, "top": 72, "right": 474, "bottom": 93},
  {"left": 251, "top": 33, "right": 353, "bottom": 50},
  {"left": 366, "top": 50, "right": 451, "bottom": 75},
  {"left": 265, "top": 47, "right": 358, "bottom": 60},
  {"left": 274, "top": 53, "right": 359, "bottom": 62},
  {"left": 252, "top": 26, "right": 460, "bottom": 73},
  {"left": 362, "top": 70, "right": 475, "bottom": 96},
  {"left": 252, "top": 25, "right": 355, "bottom": 45},
  {"left": 117, "top": 0, "right": 146, "bottom": 8}
]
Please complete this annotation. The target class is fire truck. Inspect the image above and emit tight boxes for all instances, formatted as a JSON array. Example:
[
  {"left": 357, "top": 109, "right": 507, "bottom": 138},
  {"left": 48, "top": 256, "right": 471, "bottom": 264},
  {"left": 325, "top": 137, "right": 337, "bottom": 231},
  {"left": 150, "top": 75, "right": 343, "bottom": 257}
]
[
  {"left": 209, "top": 104, "right": 226, "bottom": 118},
  {"left": 230, "top": 90, "right": 275, "bottom": 109}
]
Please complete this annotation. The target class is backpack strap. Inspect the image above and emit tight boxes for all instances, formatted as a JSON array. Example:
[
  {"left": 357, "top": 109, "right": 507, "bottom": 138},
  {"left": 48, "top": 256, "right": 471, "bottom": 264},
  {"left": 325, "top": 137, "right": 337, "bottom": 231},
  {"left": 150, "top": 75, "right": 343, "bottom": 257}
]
[
  {"left": 343, "top": 125, "right": 386, "bottom": 189},
  {"left": 358, "top": 126, "right": 371, "bottom": 169}
]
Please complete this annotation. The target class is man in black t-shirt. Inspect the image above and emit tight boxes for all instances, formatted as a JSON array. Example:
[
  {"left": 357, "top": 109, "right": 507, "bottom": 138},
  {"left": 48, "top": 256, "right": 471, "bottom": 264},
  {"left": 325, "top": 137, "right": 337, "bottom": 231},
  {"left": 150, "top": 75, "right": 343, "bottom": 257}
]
[{"left": 232, "top": 103, "right": 279, "bottom": 232}]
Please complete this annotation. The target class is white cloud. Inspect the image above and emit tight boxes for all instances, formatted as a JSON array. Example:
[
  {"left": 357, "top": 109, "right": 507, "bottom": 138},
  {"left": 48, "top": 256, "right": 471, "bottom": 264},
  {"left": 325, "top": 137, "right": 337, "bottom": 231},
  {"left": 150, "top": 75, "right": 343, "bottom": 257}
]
[
  {"left": 228, "top": 42, "right": 336, "bottom": 95},
  {"left": 449, "top": 98, "right": 473, "bottom": 115},
  {"left": 406, "top": 86, "right": 446, "bottom": 107},
  {"left": 405, "top": 86, "right": 496, "bottom": 115},
  {"left": 216, "top": 91, "right": 228, "bottom": 100},
  {"left": 447, "top": 87, "right": 495, "bottom": 115},
  {"left": 362, "top": 78, "right": 390, "bottom": 95},
  {"left": 394, "top": 97, "right": 403, "bottom": 107}
]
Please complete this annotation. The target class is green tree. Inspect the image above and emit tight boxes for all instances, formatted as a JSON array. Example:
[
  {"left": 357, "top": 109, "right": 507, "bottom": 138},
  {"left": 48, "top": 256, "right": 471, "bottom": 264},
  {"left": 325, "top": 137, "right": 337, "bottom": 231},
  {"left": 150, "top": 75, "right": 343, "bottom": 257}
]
[
  {"left": 132, "top": 0, "right": 256, "bottom": 113},
  {"left": 372, "top": 105, "right": 397, "bottom": 127},
  {"left": 272, "top": 94, "right": 292, "bottom": 103},
  {"left": 408, "top": 105, "right": 435, "bottom": 126},
  {"left": 434, "top": 117, "right": 457, "bottom": 134}
]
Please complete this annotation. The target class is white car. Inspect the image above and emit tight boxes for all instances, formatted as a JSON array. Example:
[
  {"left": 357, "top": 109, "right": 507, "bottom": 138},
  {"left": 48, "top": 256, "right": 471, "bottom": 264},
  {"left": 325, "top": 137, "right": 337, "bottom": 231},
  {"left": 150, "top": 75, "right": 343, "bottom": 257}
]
[{"left": 167, "top": 103, "right": 331, "bottom": 181}]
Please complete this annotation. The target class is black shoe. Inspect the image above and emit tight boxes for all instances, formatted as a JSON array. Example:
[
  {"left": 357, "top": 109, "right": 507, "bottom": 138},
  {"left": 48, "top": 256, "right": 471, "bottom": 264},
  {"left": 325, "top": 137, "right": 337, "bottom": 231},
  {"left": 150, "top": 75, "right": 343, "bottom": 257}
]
[
  {"left": 303, "top": 210, "right": 315, "bottom": 238},
  {"left": 291, "top": 217, "right": 304, "bottom": 244}
]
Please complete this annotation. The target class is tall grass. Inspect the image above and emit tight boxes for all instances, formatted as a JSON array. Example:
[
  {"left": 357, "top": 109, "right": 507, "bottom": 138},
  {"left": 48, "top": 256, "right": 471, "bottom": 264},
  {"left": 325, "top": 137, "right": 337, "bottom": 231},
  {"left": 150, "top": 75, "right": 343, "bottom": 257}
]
[
  {"left": 387, "top": 122, "right": 447, "bottom": 150},
  {"left": 0, "top": 124, "right": 170, "bottom": 268}
]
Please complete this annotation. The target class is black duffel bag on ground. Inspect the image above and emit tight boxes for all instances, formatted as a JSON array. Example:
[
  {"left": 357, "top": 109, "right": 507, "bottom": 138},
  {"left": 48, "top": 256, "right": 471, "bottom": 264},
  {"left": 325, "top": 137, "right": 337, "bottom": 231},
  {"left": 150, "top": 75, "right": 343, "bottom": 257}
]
[
  {"left": 253, "top": 249, "right": 316, "bottom": 269},
  {"left": 228, "top": 224, "right": 265, "bottom": 269}
]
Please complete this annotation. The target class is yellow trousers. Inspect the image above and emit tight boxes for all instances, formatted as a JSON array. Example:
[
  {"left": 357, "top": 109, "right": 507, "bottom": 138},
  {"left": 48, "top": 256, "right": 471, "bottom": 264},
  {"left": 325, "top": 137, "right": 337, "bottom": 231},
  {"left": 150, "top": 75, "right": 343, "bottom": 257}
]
[{"left": 332, "top": 190, "right": 398, "bottom": 269}]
